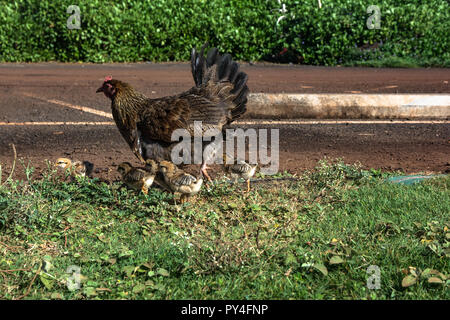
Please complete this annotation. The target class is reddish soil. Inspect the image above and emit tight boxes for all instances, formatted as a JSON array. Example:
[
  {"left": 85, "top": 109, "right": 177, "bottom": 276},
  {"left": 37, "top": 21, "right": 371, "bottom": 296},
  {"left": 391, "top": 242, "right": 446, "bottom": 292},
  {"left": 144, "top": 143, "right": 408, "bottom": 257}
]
[{"left": 0, "top": 63, "right": 449, "bottom": 181}]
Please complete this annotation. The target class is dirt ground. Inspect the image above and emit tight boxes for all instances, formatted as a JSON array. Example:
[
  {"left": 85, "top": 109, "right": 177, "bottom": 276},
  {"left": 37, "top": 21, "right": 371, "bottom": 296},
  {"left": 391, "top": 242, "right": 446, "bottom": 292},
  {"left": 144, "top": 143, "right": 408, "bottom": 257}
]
[{"left": 0, "top": 63, "right": 449, "bottom": 181}]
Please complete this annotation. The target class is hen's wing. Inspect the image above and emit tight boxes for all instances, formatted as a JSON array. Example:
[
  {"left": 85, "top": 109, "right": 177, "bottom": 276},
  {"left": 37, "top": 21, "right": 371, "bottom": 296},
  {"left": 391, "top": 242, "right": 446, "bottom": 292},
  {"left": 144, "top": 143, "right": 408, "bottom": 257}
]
[
  {"left": 137, "top": 92, "right": 231, "bottom": 143},
  {"left": 136, "top": 45, "right": 248, "bottom": 155},
  {"left": 112, "top": 108, "right": 145, "bottom": 162}
]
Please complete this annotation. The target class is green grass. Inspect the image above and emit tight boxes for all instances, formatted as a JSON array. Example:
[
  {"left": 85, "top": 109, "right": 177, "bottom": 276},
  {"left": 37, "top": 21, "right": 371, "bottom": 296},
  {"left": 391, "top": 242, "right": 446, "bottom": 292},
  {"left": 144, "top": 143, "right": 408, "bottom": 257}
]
[
  {"left": 345, "top": 56, "right": 421, "bottom": 68},
  {"left": 344, "top": 56, "right": 450, "bottom": 68},
  {"left": 342, "top": 47, "right": 450, "bottom": 68},
  {"left": 0, "top": 159, "right": 448, "bottom": 300}
]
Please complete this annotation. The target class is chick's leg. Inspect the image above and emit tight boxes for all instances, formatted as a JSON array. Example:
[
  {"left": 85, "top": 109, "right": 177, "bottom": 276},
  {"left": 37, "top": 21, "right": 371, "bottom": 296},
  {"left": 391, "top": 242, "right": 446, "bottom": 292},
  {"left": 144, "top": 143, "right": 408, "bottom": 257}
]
[
  {"left": 242, "top": 179, "right": 251, "bottom": 193},
  {"left": 141, "top": 185, "right": 149, "bottom": 195}
]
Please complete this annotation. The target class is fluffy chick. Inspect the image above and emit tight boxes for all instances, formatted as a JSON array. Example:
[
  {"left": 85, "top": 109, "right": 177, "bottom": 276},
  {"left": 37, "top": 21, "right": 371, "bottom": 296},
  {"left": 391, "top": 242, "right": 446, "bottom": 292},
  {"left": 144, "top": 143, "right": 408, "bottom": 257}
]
[
  {"left": 144, "top": 159, "right": 170, "bottom": 192},
  {"left": 56, "top": 157, "right": 93, "bottom": 178},
  {"left": 223, "top": 155, "right": 257, "bottom": 192},
  {"left": 158, "top": 161, "right": 203, "bottom": 204},
  {"left": 117, "top": 162, "right": 155, "bottom": 195}
]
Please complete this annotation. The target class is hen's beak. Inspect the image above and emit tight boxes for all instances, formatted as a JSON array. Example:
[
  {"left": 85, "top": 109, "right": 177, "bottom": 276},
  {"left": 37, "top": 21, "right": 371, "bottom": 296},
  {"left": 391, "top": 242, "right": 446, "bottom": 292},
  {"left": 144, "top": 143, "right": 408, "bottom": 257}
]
[{"left": 96, "top": 87, "right": 103, "bottom": 93}]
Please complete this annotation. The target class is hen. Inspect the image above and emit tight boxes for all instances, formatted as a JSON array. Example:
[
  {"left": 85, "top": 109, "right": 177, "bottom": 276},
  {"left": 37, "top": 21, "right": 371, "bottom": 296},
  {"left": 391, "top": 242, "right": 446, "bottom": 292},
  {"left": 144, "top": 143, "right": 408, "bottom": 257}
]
[{"left": 96, "top": 44, "right": 249, "bottom": 181}]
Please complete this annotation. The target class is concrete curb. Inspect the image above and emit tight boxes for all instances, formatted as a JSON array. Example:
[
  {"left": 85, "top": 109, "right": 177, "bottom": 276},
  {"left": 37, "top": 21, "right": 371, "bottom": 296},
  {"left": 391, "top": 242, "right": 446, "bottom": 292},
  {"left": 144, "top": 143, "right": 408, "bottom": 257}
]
[{"left": 246, "top": 94, "right": 450, "bottom": 119}]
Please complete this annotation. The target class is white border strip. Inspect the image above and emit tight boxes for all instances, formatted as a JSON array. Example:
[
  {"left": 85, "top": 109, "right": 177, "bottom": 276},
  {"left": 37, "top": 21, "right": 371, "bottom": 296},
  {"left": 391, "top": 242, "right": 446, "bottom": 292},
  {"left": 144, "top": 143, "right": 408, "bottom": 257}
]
[
  {"left": 22, "top": 92, "right": 113, "bottom": 119},
  {"left": 247, "top": 93, "right": 450, "bottom": 119},
  {"left": 13, "top": 93, "right": 450, "bottom": 123}
]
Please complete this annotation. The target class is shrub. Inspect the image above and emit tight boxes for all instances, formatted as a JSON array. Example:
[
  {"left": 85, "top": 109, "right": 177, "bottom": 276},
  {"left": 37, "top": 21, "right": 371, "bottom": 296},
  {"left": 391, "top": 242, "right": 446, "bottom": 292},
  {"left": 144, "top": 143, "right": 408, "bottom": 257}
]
[{"left": 0, "top": 0, "right": 448, "bottom": 65}]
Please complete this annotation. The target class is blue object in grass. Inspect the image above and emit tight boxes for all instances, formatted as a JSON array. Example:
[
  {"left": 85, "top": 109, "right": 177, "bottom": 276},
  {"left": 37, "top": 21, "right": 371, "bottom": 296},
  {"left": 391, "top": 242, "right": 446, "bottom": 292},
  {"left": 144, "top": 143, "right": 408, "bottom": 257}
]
[{"left": 386, "top": 175, "right": 445, "bottom": 185}]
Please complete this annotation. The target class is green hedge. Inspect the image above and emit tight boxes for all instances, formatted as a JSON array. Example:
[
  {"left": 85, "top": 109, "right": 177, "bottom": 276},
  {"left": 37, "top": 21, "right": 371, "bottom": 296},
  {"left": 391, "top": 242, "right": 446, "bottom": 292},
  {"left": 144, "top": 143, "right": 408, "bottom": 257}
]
[{"left": 0, "top": 0, "right": 448, "bottom": 65}]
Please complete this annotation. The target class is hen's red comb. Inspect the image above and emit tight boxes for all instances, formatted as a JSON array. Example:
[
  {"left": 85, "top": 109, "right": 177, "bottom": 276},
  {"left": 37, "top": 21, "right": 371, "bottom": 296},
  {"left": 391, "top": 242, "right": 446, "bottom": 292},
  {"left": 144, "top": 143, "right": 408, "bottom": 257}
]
[{"left": 104, "top": 76, "right": 113, "bottom": 82}]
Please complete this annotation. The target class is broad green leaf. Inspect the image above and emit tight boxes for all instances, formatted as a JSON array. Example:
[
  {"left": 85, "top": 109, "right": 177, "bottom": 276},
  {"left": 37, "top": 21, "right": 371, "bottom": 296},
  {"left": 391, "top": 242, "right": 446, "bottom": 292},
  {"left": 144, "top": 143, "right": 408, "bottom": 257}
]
[
  {"left": 421, "top": 268, "right": 433, "bottom": 277},
  {"left": 100, "top": 254, "right": 109, "bottom": 261},
  {"left": 86, "top": 280, "right": 98, "bottom": 287},
  {"left": 313, "top": 263, "right": 328, "bottom": 276},
  {"left": 157, "top": 268, "right": 170, "bottom": 277},
  {"left": 421, "top": 268, "right": 445, "bottom": 279},
  {"left": 133, "top": 283, "right": 146, "bottom": 294},
  {"left": 153, "top": 283, "right": 165, "bottom": 291},
  {"left": 401, "top": 275, "right": 417, "bottom": 287},
  {"left": 228, "top": 203, "right": 238, "bottom": 209},
  {"left": 428, "top": 277, "right": 444, "bottom": 284},
  {"left": 141, "top": 262, "right": 153, "bottom": 269},
  {"left": 285, "top": 253, "right": 297, "bottom": 266},
  {"left": 50, "top": 292, "right": 63, "bottom": 299},
  {"left": 122, "top": 265, "right": 135, "bottom": 277},
  {"left": 329, "top": 256, "right": 345, "bottom": 265},
  {"left": 39, "top": 273, "right": 54, "bottom": 290},
  {"left": 83, "top": 286, "right": 97, "bottom": 297},
  {"left": 119, "top": 250, "right": 133, "bottom": 258}
]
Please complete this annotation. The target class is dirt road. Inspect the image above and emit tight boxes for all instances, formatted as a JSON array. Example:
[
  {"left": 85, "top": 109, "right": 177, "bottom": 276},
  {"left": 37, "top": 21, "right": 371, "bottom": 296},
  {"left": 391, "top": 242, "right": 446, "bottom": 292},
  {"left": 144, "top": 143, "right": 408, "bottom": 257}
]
[{"left": 0, "top": 63, "right": 449, "bottom": 181}]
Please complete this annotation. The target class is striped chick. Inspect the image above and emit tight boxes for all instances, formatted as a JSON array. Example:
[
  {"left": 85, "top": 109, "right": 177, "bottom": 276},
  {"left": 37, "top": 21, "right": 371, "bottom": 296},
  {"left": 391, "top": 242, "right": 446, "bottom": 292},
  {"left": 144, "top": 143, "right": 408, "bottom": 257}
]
[
  {"left": 223, "top": 155, "right": 257, "bottom": 192},
  {"left": 158, "top": 160, "right": 203, "bottom": 204},
  {"left": 117, "top": 162, "right": 155, "bottom": 195},
  {"left": 144, "top": 159, "right": 171, "bottom": 192}
]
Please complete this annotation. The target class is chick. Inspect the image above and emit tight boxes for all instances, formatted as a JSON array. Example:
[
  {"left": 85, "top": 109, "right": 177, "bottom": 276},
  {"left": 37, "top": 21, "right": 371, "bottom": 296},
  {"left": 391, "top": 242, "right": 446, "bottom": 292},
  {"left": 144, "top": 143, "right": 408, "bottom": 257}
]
[
  {"left": 158, "top": 160, "right": 203, "bottom": 204},
  {"left": 117, "top": 162, "right": 155, "bottom": 195},
  {"left": 144, "top": 159, "right": 170, "bottom": 192},
  {"left": 56, "top": 157, "right": 93, "bottom": 178},
  {"left": 223, "top": 155, "right": 257, "bottom": 192}
]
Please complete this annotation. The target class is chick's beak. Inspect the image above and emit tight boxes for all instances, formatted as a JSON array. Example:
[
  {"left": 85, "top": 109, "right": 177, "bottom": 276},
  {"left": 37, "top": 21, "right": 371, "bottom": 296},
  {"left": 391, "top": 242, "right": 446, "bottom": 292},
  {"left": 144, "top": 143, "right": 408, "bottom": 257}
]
[{"left": 96, "top": 87, "right": 103, "bottom": 93}]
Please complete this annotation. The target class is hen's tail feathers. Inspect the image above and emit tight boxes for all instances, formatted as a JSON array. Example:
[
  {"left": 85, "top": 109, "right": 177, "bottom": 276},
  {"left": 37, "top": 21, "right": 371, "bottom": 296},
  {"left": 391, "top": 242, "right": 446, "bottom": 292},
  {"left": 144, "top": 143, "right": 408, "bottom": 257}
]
[{"left": 191, "top": 44, "right": 249, "bottom": 121}]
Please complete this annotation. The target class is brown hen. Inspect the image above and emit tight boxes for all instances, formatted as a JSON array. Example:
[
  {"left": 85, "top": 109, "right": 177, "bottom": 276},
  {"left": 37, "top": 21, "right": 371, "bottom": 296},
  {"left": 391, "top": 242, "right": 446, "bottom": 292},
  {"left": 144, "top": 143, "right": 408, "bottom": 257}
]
[{"left": 96, "top": 44, "right": 249, "bottom": 181}]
